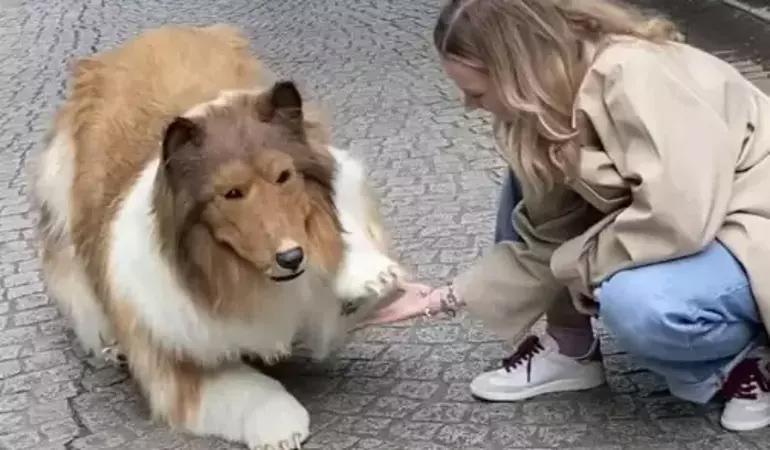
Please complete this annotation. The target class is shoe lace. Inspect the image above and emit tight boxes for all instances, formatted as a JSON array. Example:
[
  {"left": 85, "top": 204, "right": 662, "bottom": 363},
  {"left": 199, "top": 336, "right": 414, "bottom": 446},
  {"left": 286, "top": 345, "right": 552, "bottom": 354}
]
[
  {"left": 722, "top": 358, "right": 770, "bottom": 400},
  {"left": 502, "top": 335, "right": 544, "bottom": 382}
]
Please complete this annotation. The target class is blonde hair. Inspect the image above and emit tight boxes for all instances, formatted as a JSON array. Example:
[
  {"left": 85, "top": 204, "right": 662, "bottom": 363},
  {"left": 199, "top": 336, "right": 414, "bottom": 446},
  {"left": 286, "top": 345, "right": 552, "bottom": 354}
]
[{"left": 434, "top": 0, "right": 682, "bottom": 193}]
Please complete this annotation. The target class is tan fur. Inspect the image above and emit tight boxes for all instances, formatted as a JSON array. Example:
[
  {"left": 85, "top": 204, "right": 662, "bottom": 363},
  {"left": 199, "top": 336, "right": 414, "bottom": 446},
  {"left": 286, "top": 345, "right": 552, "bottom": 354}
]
[{"left": 108, "top": 299, "right": 203, "bottom": 425}]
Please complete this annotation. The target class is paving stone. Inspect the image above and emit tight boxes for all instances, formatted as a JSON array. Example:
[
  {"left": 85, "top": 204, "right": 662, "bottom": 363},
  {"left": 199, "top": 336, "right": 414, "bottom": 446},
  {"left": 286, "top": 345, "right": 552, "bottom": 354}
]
[
  {"left": 330, "top": 417, "right": 393, "bottom": 437},
  {"left": 411, "top": 402, "right": 470, "bottom": 423},
  {"left": 367, "top": 396, "right": 422, "bottom": 419},
  {"left": 2, "top": 0, "right": 770, "bottom": 448},
  {"left": 12, "top": 306, "right": 58, "bottom": 326},
  {"left": 433, "top": 423, "right": 489, "bottom": 447},
  {"left": 489, "top": 423, "right": 540, "bottom": 448},
  {"left": 379, "top": 344, "right": 433, "bottom": 361},
  {"left": 39, "top": 417, "right": 81, "bottom": 443},
  {"left": 0, "top": 430, "right": 42, "bottom": 449},
  {"left": 390, "top": 380, "right": 440, "bottom": 400},
  {"left": 0, "top": 392, "right": 30, "bottom": 412},
  {"left": 424, "top": 343, "right": 474, "bottom": 363},
  {"left": 27, "top": 400, "right": 71, "bottom": 425},
  {"left": 311, "top": 393, "right": 375, "bottom": 415},
  {"left": 69, "top": 430, "right": 129, "bottom": 449},
  {"left": 0, "top": 359, "right": 21, "bottom": 379},
  {"left": 386, "top": 421, "right": 442, "bottom": 442},
  {"left": 22, "top": 350, "right": 67, "bottom": 372},
  {"left": 338, "top": 377, "right": 395, "bottom": 396},
  {"left": 12, "top": 294, "right": 48, "bottom": 311},
  {"left": 0, "top": 411, "right": 27, "bottom": 434}
]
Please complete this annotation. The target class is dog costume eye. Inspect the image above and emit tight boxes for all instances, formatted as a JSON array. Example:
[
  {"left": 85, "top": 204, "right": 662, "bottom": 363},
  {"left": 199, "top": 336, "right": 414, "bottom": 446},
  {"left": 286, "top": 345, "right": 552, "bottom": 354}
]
[
  {"left": 223, "top": 188, "right": 244, "bottom": 200},
  {"left": 276, "top": 170, "right": 292, "bottom": 184}
]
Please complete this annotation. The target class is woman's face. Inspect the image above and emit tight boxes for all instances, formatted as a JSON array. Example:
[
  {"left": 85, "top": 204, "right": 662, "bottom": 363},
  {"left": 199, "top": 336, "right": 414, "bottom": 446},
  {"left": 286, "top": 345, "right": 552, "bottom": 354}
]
[{"left": 441, "top": 57, "right": 510, "bottom": 119}]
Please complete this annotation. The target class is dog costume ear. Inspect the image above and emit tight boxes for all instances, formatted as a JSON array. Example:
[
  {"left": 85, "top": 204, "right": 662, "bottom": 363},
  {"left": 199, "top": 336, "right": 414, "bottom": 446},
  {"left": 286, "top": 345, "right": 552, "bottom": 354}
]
[
  {"left": 256, "top": 81, "right": 304, "bottom": 132},
  {"left": 162, "top": 117, "right": 202, "bottom": 162},
  {"left": 161, "top": 116, "right": 205, "bottom": 188}
]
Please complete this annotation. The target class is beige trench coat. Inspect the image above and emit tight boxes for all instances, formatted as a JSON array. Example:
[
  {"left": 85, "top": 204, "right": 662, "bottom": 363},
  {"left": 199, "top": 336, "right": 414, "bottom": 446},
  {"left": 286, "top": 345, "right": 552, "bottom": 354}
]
[{"left": 455, "top": 36, "right": 770, "bottom": 342}]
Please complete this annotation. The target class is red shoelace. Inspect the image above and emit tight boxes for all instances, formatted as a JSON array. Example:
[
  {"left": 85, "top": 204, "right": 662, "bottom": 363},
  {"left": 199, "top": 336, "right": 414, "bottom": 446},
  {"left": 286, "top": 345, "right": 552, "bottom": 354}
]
[{"left": 722, "top": 357, "right": 770, "bottom": 400}]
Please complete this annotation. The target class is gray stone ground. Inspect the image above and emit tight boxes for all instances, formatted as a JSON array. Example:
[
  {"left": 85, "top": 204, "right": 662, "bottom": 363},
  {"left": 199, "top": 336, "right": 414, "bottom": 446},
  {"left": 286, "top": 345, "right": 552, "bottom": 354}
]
[{"left": 1, "top": 0, "right": 770, "bottom": 449}]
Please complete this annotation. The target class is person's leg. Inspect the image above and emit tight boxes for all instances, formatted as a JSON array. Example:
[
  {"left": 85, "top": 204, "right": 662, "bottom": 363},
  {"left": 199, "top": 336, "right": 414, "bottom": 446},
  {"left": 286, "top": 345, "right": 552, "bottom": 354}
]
[
  {"left": 494, "top": 169, "right": 522, "bottom": 243},
  {"left": 598, "top": 241, "right": 770, "bottom": 430},
  {"left": 493, "top": 170, "right": 596, "bottom": 357},
  {"left": 469, "top": 172, "right": 604, "bottom": 402},
  {"left": 494, "top": 170, "right": 594, "bottom": 349},
  {"left": 545, "top": 298, "right": 595, "bottom": 357}
]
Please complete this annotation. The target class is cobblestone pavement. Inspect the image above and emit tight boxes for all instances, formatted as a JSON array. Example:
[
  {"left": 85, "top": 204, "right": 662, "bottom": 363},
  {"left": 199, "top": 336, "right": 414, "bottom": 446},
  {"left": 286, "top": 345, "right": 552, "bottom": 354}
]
[{"left": 1, "top": 0, "right": 770, "bottom": 449}]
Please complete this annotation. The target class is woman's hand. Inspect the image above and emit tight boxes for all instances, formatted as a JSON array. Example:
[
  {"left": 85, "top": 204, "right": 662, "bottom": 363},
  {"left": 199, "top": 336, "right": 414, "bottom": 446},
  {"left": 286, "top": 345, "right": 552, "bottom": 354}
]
[{"left": 363, "top": 283, "right": 449, "bottom": 325}]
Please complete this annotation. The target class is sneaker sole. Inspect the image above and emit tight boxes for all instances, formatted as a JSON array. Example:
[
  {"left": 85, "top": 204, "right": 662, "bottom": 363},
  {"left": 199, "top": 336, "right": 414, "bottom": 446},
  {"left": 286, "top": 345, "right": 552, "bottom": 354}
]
[
  {"left": 720, "top": 415, "right": 770, "bottom": 432},
  {"left": 470, "top": 376, "right": 606, "bottom": 402}
]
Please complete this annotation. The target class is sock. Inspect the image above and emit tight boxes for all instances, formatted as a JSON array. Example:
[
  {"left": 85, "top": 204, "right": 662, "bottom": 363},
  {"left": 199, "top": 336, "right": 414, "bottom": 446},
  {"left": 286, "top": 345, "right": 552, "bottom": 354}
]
[{"left": 547, "top": 324, "right": 596, "bottom": 359}]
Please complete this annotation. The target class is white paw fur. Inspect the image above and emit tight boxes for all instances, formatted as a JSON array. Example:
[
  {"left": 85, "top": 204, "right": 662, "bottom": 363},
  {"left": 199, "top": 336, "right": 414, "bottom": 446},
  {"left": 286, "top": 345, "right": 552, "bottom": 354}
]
[
  {"left": 335, "top": 248, "right": 403, "bottom": 303},
  {"left": 329, "top": 146, "right": 404, "bottom": 307},
  {"left": 194, "top": 366, "right": 309, "bottom": 449}
]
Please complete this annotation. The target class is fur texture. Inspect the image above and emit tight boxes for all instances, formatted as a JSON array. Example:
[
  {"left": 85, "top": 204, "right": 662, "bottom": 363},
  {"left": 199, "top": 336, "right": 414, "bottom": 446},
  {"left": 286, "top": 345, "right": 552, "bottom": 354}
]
[{"left": 34, "top": 24, "right": 403, "bottom": 449}]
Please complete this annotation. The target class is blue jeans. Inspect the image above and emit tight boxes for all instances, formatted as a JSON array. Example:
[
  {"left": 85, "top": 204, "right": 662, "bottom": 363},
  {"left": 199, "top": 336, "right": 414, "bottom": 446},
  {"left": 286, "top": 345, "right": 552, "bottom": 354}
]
[
  {"left": 495, "top": 171, "right": 764, "bottom": 403},
  {"left": 494, "top": 171, "right": 522, "bottom": 243}
]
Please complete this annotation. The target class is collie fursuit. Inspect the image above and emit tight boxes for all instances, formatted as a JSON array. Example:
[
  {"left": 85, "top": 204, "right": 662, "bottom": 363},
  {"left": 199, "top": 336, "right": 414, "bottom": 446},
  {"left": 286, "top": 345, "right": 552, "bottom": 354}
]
[{"left": 34, "top": 24, "right": 405, "bottom": 449}]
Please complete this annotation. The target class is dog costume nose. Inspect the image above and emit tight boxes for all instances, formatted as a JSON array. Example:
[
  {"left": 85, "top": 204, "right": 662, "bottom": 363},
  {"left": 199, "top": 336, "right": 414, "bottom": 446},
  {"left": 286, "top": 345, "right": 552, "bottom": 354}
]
[{"left": 275, "top": 247, "right": 304, "bottom": 271}]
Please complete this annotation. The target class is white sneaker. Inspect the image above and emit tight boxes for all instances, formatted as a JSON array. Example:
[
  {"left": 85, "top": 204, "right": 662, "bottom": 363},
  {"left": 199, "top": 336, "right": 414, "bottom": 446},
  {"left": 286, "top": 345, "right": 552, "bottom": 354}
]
[
  {"left": 470, "top": 334, "right": 605, "bottom": 402},
  {"left": 720, "top": 348, "right": 770, "bottom": 431}
]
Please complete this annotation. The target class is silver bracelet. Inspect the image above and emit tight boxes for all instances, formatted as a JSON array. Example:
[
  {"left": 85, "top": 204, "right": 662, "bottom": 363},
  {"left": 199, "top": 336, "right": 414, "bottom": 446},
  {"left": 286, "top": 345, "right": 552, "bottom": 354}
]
[{"left": 439, "top": 284, "right": 464, "bottom": 317}]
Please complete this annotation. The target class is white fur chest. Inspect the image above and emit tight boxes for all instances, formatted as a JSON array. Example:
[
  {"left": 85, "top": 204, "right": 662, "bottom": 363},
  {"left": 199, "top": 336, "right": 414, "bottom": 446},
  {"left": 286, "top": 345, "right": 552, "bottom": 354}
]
[{"left": 106, "top": 159, "right": 318, "bottom": 365}]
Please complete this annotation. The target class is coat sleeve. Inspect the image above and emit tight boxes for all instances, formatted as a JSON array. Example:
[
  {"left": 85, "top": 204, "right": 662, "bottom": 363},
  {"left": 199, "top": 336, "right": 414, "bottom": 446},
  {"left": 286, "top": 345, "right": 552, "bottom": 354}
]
[
  {"left": 454, "top": 184, "right": 601, "bottom": 340},
  {"left": 551, "top": 53, "right": 735, "bottom": 294}
]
